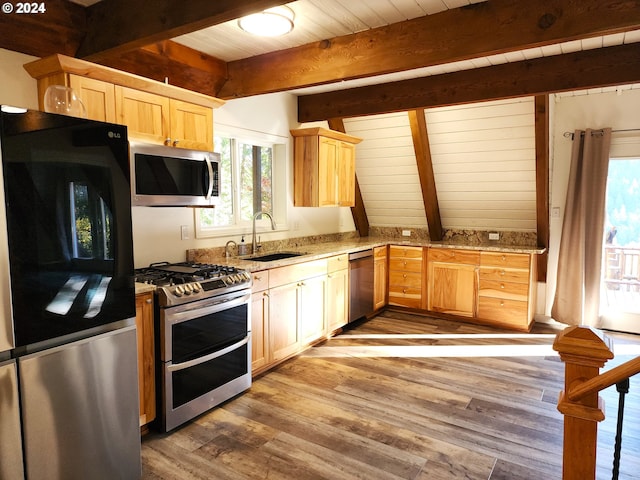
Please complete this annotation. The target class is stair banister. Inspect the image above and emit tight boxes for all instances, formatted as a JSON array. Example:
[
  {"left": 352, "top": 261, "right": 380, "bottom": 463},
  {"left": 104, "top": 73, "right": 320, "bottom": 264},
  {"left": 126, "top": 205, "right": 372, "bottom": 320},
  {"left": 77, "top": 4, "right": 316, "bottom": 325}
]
[
  {"left": 552, "top": 325, "right": 615, "bottom": 480},
  {"left": 568, "top": 356, "right": 640, "bottom": 402}
]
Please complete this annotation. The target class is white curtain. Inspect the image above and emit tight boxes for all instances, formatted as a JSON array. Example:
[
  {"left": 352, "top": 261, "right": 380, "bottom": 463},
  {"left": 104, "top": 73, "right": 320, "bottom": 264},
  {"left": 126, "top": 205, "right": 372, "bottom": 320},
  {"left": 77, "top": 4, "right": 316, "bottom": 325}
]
[{"left": 551, "top": 128, "right": 612, "bottom": 327}]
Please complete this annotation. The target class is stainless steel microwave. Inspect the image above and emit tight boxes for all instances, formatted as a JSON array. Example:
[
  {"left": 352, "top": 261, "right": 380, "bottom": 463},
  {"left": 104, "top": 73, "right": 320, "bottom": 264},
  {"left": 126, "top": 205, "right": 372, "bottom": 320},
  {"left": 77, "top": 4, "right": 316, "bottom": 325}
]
[{"left": 129, "top": 142, "right": 220, "bottom": 207}]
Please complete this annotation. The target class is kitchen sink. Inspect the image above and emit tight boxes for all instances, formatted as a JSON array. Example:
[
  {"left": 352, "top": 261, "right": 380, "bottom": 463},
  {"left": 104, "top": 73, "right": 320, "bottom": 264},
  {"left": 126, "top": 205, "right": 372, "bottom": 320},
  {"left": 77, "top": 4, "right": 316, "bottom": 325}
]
[{"left": 246, "top": 252, "right": 305, "bottom": 262}]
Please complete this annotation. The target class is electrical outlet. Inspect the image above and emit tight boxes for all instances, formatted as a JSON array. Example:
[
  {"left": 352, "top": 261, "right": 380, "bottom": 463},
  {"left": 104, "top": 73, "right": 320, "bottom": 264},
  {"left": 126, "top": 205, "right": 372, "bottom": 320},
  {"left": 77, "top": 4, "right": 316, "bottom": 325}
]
[
  {"left": 552, "top": 207, "right": 561, "bottom": 218},
  {"left": 402, "top": 230, "right": 411, "bottom": 237},
  {"left": 180, "top": 225, "right": 190, "bottom": 240},
  {"left": 489, "top": 232, "right": 500, "bottom": 241}
]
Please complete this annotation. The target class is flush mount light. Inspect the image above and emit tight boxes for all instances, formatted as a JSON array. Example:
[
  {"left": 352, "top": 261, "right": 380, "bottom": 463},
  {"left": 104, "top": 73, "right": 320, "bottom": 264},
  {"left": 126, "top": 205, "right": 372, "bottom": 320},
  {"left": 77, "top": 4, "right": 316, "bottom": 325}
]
[{"left": 238, "top": 6, "right": 295, "bottom": 37}]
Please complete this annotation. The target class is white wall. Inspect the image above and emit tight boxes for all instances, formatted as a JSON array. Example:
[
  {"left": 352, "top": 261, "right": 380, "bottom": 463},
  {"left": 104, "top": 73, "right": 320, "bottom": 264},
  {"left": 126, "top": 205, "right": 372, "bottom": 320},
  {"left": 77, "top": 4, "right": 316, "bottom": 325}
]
[
  {"left": 0, "top": 49, "right": 38, "bottom": 109},
  {"left": 545, "top": 89, "right": 640, "bottom": 316}
]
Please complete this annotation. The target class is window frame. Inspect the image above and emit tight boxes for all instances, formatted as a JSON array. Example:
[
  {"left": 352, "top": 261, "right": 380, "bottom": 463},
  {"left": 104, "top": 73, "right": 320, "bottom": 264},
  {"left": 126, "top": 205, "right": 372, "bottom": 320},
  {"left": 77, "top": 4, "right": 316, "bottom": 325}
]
[{"left": 195, "top": 126, "right": 288, "bottom": 239}]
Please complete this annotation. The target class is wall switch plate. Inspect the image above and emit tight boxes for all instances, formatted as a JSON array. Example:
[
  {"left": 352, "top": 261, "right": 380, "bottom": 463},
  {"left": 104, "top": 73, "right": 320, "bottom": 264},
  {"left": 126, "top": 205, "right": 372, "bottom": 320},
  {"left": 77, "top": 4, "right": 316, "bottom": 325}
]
[
  {"left": 552, "top": 207, "right": 561, "bottom": 218},
  {"left": 488, "top": 232, "right": 500, "bottom": 241},
  {"left": 180, "top": 225, "right": 190, "bottom": 240},
  {"left": 402, "top": 230, "right": 411, "bottom": 237}
]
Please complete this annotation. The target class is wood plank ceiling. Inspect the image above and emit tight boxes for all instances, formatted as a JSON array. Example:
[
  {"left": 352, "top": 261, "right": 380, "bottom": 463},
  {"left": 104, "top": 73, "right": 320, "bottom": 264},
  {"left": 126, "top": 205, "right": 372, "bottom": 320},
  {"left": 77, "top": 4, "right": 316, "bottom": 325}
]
[{"left": 2, "top": 0, "right": 640, "bottom": 266}]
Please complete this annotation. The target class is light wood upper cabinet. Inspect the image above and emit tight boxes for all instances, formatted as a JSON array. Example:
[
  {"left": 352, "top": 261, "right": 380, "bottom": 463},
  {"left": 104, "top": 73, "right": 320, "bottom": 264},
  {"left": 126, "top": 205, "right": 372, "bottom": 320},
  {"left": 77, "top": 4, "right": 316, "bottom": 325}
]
[
  {"left": 69, "top": 76, "right": 116, "bottom": 123},
  {"left": 25, "top": 54, "right": 222, "bottom": 151},
  {"left": 115, "top": 86, "right": 170, "bottom": 145},
  {"left": 291, "top": 127, "right": 362, "bottom": 207},
  {"left": 169, "top": 100, "right": 213, "bottom": 151}
]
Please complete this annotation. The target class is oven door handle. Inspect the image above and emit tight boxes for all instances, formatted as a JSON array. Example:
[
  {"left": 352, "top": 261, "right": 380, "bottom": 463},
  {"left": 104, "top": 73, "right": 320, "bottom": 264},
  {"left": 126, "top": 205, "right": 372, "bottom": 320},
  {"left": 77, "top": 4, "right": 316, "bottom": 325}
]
[
  {"left": 167, "top": 335, "right": 250, "bottom": 373},
  {"left": 165, "top": 292, "right": 251, "bottom": 325}
]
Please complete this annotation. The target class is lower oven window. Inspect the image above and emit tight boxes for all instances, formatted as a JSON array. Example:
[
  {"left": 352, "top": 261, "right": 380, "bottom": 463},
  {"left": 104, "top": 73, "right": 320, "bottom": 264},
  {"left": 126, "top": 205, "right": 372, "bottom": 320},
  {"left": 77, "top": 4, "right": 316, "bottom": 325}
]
[{"left": 172, "top": 342, "right": 248, "bottom": 408}]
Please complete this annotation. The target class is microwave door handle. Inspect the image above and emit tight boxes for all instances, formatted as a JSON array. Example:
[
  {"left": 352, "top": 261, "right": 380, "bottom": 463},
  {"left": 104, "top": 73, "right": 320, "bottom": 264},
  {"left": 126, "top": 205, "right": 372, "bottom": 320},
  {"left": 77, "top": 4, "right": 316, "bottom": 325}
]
[{"left": 204, "top": 156, "right": 214, "bottom": 200}]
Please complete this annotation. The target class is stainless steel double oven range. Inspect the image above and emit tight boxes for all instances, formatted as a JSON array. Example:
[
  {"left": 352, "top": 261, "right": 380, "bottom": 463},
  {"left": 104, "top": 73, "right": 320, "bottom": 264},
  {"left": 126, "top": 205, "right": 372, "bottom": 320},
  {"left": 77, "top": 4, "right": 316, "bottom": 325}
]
[{"left": 136, "top": 262, "right": 252, "bottom": 432}]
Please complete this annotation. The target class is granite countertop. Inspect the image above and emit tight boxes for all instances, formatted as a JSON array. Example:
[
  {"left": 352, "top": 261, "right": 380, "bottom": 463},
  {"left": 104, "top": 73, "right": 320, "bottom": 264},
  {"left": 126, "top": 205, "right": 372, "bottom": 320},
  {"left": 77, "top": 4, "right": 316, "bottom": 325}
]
[{"left": 194, "top": 237, "right": 546, "bottom": 273}]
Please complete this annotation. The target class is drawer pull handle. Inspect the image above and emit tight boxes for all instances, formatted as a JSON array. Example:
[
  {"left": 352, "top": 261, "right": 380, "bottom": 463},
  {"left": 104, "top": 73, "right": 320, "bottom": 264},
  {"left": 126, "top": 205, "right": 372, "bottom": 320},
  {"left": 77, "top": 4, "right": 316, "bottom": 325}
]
[
  {"left": 403, "top": 274, "right": 407, "bottom": 278},
  {"left": 500, "top": 301, "right": 505, "bottom": 307},
  {"left": 254, "top": 276, "right": 262, "bottom": 281},
  {"left": 500, "top": 270, "right": 506, "bottom": 276},
  {"left": 500, "top": 284, "right": 505, "bottom": 289}
]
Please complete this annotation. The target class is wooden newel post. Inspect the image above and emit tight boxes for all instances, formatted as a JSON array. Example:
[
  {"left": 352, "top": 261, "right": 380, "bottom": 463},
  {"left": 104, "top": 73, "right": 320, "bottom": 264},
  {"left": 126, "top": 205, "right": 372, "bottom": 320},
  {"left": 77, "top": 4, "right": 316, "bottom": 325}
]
[{"left": 553, "top": 326, "right": 614, "bottom": 480}]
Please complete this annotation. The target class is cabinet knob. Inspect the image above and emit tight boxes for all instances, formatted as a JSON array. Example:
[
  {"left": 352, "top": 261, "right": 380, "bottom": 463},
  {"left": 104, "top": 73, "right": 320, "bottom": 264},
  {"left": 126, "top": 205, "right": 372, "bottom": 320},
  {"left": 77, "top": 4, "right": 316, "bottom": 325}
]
[
  {"left": 263, "top": 292, "right": 269, "bottom": 298},
  {"left": 145, "top": 298, "right": 152, "bottom": 304},
  {"left": 500, "top": 270, "right": 506, "bottom": 276},
  {"left": 254, "top": 275, "right": 261, "bottom": 281},
  {"left": 501, "top": 255, "right": 506, "bottom": 261},
  {"left": 500, "top": 301, "right": 505, "bottom": 307},
  {"left": 403, "top": 274, "right": 407, "bottom": 279},
  {"left": 500, "top": 283, "right": 505, "bottom": 289},
  {"left": 173, "top": 139, "right": 180, "bottom": 147},
  {"left": 164, "top": 137, "right": 171, "bottom": 146}
]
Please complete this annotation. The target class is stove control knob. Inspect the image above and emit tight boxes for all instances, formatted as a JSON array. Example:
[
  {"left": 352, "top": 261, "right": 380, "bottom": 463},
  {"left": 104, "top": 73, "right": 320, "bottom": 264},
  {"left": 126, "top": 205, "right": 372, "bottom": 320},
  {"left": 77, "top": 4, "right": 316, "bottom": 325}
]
[
  {"left": 227, "top": 276, "right": 236, "bottom": 284},
  {"left": 192, "top": 282, "right": 201, "bottom": 293},
  {"left": 174, "top": 286, "right": 184, "bottom": 297},
  {"left": 184, "top": 284, "right": 193, "bottom": 295}
]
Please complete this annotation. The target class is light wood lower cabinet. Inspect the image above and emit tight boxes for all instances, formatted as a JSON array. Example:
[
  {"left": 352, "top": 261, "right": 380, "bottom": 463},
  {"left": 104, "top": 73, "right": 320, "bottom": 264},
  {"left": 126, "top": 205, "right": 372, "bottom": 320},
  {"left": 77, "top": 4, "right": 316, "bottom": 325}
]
[
  {"left": 373, "top": 246, "right": 388, "bottom": 311},
  {"left": 253, "top": 259, "right": 328, "bottom": 373},
  {"left": 477, "top": 251, "right": 537, "bottom": 331},
  {"left": 427, "top": 248, "right": 480, "bottom": 317},
  {"left": 135, "top": 292, "right": 155, "bottom": 428},
  {"left": 327, "top": 254, "right": 349, "bottom": 333},
  {"left": 250, "top": 271, "right": 269, "bottom": 373},
  {"left": 388, "top": 245, "right": 425, "bottom": 309}
]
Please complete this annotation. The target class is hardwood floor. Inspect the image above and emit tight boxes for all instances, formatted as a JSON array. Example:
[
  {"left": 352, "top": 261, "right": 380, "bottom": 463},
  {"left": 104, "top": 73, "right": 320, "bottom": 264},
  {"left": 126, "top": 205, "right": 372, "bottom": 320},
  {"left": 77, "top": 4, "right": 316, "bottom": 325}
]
[{"left": 141, "top": 311, "right": 640, "bottom": 480}]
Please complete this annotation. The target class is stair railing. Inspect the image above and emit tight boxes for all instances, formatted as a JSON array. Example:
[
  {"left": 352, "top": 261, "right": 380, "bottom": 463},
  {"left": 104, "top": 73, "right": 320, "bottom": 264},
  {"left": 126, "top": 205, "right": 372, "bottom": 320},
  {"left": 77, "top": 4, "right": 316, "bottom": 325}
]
[{"left": 553, "top": 325, "right": 640, "bottom": 480}]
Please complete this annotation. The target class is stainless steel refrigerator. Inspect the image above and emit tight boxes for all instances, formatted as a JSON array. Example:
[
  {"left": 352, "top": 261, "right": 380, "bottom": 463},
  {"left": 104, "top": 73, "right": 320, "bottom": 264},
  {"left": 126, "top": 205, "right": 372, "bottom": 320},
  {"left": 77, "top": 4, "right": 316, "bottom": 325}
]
[{"left": 0, "top": 107, "right": 141, "bottom": 479}]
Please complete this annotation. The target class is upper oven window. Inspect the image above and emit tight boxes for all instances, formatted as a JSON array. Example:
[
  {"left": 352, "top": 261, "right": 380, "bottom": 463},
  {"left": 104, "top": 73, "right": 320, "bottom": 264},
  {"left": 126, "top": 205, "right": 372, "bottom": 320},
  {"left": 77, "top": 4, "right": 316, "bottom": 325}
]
[{"left": 171, "top": 302, "right": 248, "bottom": 364}]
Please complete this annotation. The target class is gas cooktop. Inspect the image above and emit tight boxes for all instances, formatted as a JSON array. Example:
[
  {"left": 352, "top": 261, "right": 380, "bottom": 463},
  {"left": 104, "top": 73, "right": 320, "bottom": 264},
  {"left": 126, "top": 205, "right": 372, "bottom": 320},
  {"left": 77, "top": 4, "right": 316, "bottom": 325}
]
[{"left": 135, "top": 262, "right": 252, "bottom": 306}]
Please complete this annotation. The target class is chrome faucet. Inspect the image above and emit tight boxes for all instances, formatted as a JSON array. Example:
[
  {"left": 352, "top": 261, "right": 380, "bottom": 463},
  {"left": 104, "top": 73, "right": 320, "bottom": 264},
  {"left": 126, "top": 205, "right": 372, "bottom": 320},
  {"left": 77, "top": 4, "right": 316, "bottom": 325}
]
[
  {"left": 225, "top": 240, "right": 237, "bottom": 259},
  {"left": 252, "top": 211, "right": 276, "bottom": 254}
]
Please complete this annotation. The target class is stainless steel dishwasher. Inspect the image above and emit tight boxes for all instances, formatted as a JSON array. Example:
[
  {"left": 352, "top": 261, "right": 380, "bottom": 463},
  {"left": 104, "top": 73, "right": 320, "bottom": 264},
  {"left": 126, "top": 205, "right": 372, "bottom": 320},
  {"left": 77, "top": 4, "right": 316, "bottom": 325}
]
[{"left": 349, "top": 249, "right": 374, "bottom": 322}]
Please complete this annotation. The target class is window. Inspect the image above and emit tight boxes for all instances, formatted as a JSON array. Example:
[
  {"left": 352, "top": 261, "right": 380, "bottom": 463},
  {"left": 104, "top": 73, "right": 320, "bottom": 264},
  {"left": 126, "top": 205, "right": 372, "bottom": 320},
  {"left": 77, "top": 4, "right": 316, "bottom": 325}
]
[{"left": 197, "top": 131, "right": 286, "bottom": 237}]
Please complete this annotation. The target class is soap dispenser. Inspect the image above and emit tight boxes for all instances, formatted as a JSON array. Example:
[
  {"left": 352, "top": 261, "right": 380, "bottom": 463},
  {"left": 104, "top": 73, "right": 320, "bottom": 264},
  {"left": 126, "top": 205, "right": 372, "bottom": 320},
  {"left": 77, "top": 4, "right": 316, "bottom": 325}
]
[{"left": 238, "top": 235, "right": 248, "bottom": 256}]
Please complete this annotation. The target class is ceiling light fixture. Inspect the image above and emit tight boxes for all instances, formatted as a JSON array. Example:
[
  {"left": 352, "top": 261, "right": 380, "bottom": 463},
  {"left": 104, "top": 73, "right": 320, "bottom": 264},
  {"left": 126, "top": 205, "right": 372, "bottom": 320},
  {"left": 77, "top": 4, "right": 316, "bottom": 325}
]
[{"left": 238, "top": 6, "right": 295, "bottom": 37}]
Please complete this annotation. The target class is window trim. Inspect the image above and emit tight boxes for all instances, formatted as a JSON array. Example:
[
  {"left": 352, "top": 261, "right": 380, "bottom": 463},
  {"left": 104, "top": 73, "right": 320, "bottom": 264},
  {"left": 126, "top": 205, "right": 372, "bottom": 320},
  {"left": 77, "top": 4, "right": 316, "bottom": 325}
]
[{"left": 195, "top": 126, "right": 288, "bottom": 239}]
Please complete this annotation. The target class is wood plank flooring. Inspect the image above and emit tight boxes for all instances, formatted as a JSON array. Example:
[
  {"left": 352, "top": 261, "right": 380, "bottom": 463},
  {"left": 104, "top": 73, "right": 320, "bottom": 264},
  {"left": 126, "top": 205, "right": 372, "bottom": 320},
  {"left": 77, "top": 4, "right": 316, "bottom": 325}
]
[{"left": 141, "top": 311, "right": 640, "bottom": 480}]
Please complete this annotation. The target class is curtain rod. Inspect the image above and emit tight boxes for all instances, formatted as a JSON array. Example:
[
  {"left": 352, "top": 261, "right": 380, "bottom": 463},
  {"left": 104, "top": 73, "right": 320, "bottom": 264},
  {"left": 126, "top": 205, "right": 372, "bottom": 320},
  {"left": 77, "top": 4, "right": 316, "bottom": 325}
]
[{"left": 563, "top": 128, "right": 640, "bottom": 139}]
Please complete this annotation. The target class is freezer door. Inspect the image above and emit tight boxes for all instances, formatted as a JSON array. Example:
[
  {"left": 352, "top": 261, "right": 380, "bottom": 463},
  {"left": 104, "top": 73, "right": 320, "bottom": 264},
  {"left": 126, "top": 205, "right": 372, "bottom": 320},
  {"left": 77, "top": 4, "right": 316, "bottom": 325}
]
[
  {"left": 18, "top": 324, "right": 141, "bottom": 480},
  {"left": 0, "top": 359, "right": 24, "bottom": 479}
]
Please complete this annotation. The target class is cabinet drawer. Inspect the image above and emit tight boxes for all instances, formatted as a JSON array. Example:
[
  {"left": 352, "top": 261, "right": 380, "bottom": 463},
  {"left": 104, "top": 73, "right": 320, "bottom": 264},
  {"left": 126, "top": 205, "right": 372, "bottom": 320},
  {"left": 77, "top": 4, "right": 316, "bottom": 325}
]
[
  {"left": 251, "top": 270, "right": 269, "bottom": 293},
  {"left": 374, "top": 245, "right": 387, "bottom": 259},
  {"left": 428, "top": 248, "right": 480, "bottom": 265},
  {"left": 477, "top": 297, "right": 529, "bottom": 325},
  {"left": 389, "top": 245, "right": 423, "bottom": 259},
  {"left": 480, "top": 251, "right": 530, "bottom": 269},
  {"left": 388, "top": 287, "right": 423, "bottom": 308},
  {"left": 478, "top": 279, "right": 529, "bottom": 301},
  {"left": 388, "top": 271, "right": 422, "bottom": 288},
  {"left": 479, "top": 267, "right": 530, "bottom": 284},
  {"left": 327, "top": 254, "right": 348, "bottom": 273},
  {"left": 389, "top": 258, "right": 423, "bottom": 273},
  {"left": 269, "top": 259, "right": 328, "bottom": 288}
]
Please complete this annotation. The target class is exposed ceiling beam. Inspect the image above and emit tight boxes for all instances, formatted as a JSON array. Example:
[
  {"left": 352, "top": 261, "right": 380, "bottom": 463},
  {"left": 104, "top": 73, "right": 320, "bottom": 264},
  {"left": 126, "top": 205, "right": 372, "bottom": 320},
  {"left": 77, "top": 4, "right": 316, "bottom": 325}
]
[
  {"left": 77, "top": 0, "right": 287, "bottom": 61},
  {"left": 0, "top": 1, "right": 85, "bottom": 57},
  {"left": 219, "top": 0, "right": 640, "bottom": 99},
  {"left": 298, "top": 43, "right": 640, "bottom": 122},
  {"left": 97, "top": 41, "right": 228, "bottom": 97},
  {"left": 535, "top": 95, "right": 550, "bottom": 283},
  {"left": 408, "top": 110, "right": 442, "bottom": 241}
]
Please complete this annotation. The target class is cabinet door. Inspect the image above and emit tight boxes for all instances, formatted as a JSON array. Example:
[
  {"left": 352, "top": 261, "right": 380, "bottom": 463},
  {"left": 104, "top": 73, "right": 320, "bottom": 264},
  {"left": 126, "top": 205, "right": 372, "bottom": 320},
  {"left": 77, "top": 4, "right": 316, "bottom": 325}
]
[
  {"left": 299, "top": 275, "right": 327, "bottom": 344},
  {"left": 318, "top": 137, "right": 338, "bottom": 207},
  {"left": 337, "top": 141, "right": 356, "bottom": 207},
  {"left": 251, "top": 289, "right": 269, "bottom": 372},
  {"left": 135, "top": 292, "right": 155, "bottom": 427},
  {"left": 327, "top": 268, "right": 348, "bottom": 332},
  {"left": 115, "top": 86, "right": 169, "bottom": 145},
  {"left": 373, "top": 247, "right": 388, "bottom": 310},
  {"left": 427, "top": 262, "right": 477, "bottom": 317},
  {"left": 69, "top": 76, "right": 116, "bottom": 123},
  {"left": 269, "top": 282, "right": 300, "bottom": 362},
  {"left": 169, "top": 100, "right": 213, "bottom": 151}
]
